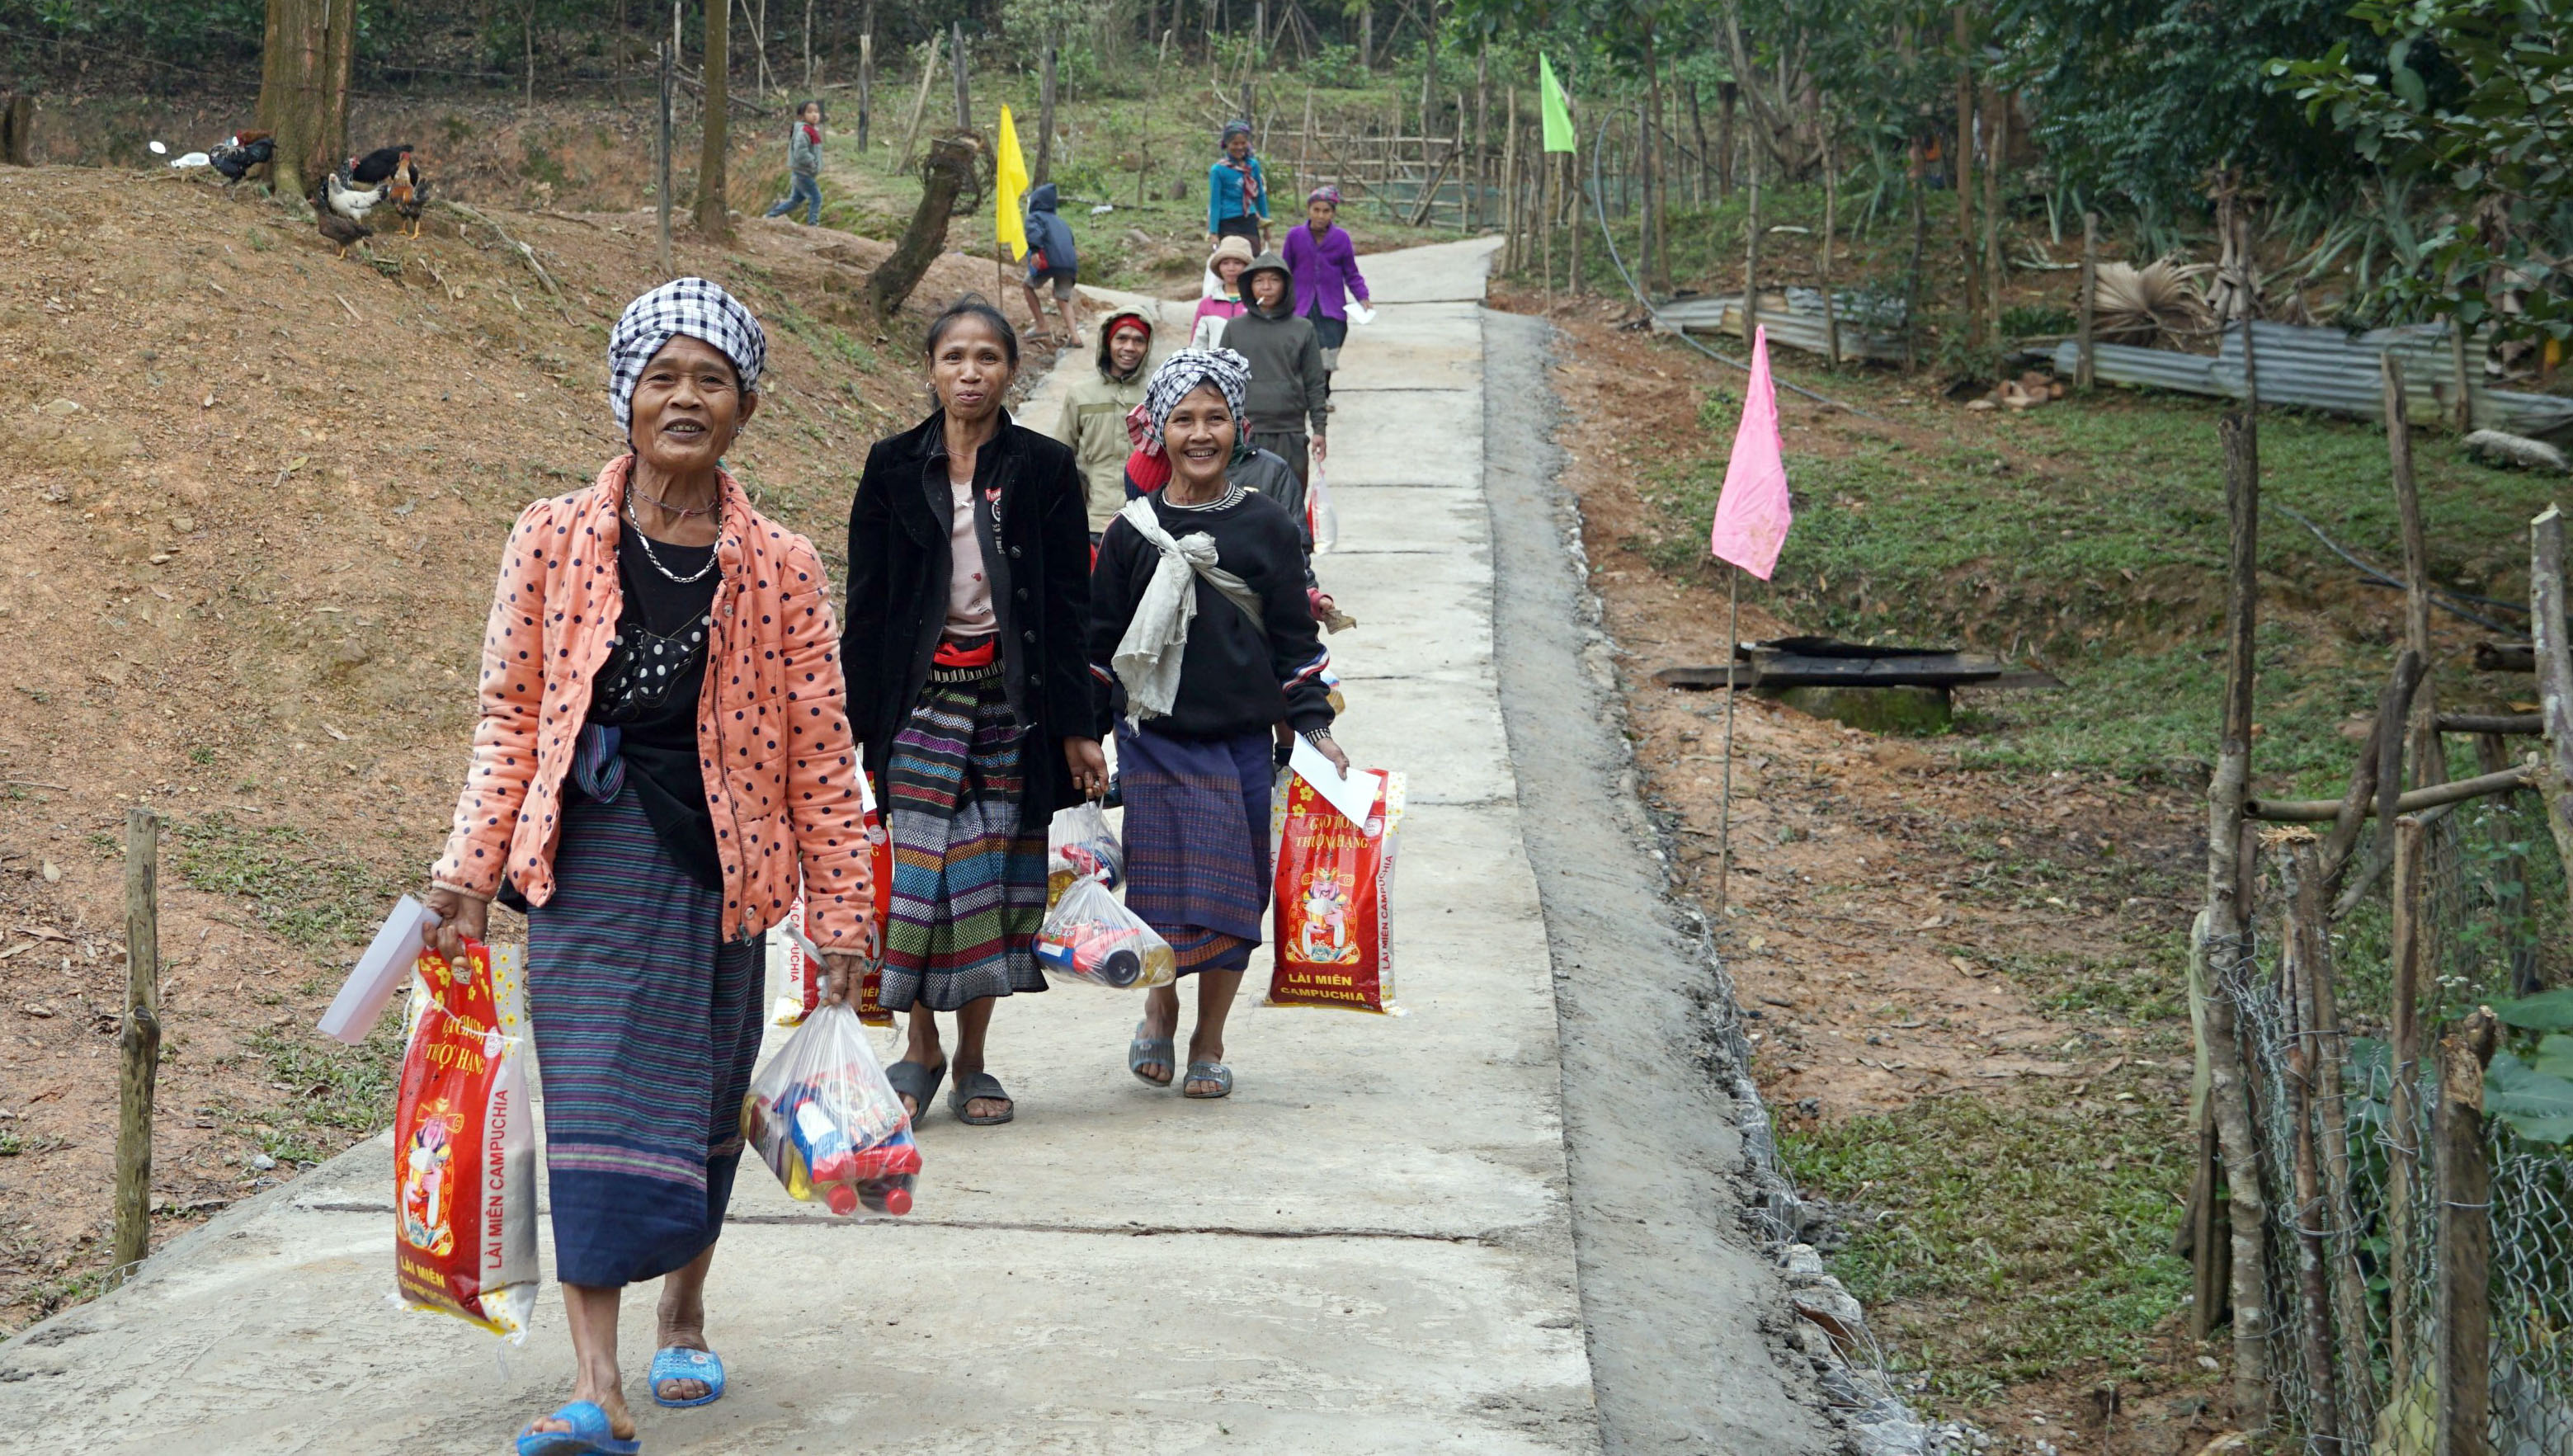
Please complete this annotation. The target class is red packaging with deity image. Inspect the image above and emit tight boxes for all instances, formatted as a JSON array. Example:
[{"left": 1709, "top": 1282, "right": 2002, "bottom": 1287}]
[
  {"left": 393, "top": 940, "right": 536, "bottom": 1340},
  {"left": 1265, "top": 769, "right": 1407, "bottom": 1015}
]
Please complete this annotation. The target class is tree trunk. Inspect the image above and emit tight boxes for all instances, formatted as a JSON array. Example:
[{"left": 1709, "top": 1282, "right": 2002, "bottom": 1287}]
[
  {"left": 1035, "top": 41, "right": 1058, "bottom": 184},
  {"left": 1358, "top": 4, "right": 1371, "bottom": 71},
  {"left": 1953, "top": 2, "right": 1981, "bottom": 349},
  {"left": 0, "top": 93, "right": 34, "bottom": 165},
  {"left": 1982, "top": 85, "right": 2006, "bottom": 342},
  {"left": 613, "top": 0, "right": 627, "bottom": 110},
  {"left": 870, "top": 135, "right": 978, "bottom": 316},
  {"left": 803, "top": 0, "right": 814, "bottom": 89},
  {"left": 1642, "top": 24, "right": 1664, "bottom": 291},
  {"left": 257, "top": 0, "right": 357, "bottom": 200},
  {"left": 697, "top": 0, "right": 735, "bottom": 241},
  {"left": 950, "top": 21, "right": 970, "bottom": 131},
  {"left": 1716, "top": 82, "right": 1734, "bottom": 199},
  {"left": 1688, "top": 80, "right": 1707, "bottom": 206},
  {"left": 524, "top": 0, "right": 536, "bottom": 113}
]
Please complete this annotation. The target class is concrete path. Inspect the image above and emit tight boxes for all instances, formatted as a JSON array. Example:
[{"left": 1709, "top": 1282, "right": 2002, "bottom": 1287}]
[
  {"left": 0, "top": 238, "right": 1576, "bottom": 1455},
  {"left": 0, "top": 240, "right": 1836, "bottom": 1455}
]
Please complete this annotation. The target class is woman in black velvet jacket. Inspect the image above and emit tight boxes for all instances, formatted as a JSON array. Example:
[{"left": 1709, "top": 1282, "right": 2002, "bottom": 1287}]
[{"left": 842, "top": 296, "right": 1103, "bottom": 1128}]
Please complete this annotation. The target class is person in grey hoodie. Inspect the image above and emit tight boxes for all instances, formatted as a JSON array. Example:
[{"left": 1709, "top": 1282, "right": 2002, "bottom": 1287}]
[
  {"left": 762, "top": 100, "right": 825, "bottom": 224},
  {"left": 1223, "top": 252, "right": 1327, "bottom": 496}
]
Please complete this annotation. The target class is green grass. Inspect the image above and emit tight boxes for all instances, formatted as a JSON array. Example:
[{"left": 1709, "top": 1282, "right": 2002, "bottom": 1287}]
[
  {"left": 1782, "top": 1096, "right": 2195, "bottom": 1408},
  {"left": 169, "top": 813, "right": 406, "bottom": 953}
]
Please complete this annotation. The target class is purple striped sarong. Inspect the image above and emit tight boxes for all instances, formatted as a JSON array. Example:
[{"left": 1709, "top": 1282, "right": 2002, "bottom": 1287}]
[
  {"left": 1116, "top": 724, "right": 1274, "bottom": 975},
  {"left": 880, "top": 664, "right": 1050, "bottom": 1012},
  {"left": 524, "top": 787, "right": 762, "bottom": 1288}
]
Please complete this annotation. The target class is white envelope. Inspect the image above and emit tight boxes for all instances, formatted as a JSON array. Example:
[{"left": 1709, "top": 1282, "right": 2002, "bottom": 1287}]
[
  {"left": 318, "top": 895, "right": 438, "bottom": 1045},
  {"left": 1289, "top": 734, "right": 1383, "bottom": 827}
]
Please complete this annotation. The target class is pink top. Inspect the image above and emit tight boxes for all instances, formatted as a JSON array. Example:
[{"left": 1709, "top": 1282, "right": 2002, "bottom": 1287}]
[
  {"left": 945, "top": 470, "right": 996, "bottom": 634},
  {"left": 1194, "top": 294, "right": 1247, "bottom": 326}
]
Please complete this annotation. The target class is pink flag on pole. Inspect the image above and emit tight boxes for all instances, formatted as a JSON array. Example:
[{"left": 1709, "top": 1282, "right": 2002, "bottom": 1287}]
[{"left": 1708, "top": 326, "right": 1792, "bottom": 580}]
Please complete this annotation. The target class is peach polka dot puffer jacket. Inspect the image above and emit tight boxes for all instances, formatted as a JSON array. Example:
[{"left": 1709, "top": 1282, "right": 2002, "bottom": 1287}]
[{"left": 431, "top": 456, "right": 874, "bottom": 947}]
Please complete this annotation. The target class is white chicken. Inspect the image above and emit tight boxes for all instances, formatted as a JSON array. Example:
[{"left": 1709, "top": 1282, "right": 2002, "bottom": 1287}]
[{"left": 322, "top": 171, "right": 389, "bottom": 224}]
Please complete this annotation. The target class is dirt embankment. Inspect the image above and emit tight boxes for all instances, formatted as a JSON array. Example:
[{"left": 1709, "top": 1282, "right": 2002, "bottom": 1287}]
[{"left": 0, "top": 163, "right": 1045, "bottom": 1331}]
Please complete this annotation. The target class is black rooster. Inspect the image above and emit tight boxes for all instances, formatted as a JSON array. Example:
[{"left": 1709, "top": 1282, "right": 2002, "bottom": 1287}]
[
  {"left": 207, "top": 131, "right": 276, "bottom": 184},
  {"left": 348, "top": 145, "right": 416, "bottom": 186}
]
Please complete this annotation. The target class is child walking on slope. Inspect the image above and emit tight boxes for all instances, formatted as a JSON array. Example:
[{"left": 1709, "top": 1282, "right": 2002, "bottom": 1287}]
[{"left": 762, "top": 100, "right": 825, "bottom": 225}]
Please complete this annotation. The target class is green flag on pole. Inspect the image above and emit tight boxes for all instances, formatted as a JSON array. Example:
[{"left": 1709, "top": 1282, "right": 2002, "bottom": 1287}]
[{"left": 1540, "top": 56, "right": 1576, "bottom": 153}]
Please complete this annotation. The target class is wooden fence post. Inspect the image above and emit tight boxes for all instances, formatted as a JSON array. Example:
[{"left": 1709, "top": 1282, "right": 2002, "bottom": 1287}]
[
  {"left": 855, "top": 32, "right": 872, "bottom": 152},
  {"left": 657, "top": 38, "right": 674, "bottom": 278},
  {"left": 2279, "top": 836, "right": 2343, "bottom": 1447},
  {"left": 2077, "top": 211, "right": 2098, "bottom": 389},
  {"left": 2292, "top": 837, "right": 2376, "bottom": 1418},
  {"left": 2205, "top": 410, "right": 2272, "bottom": 1427},
  {"left": 1034, "top": 42, "right": 1058, "bottom": 184},
  {"left": 2531, "top": 507, "right": 2573, "bottom": 918},
  {"left": 949, "top": 21, "right": 970, "bottom": 131},
  {"left": 2387, "top": 814, "right": 2428, "bottom": 1387},
  {"left": 2434, "top": 1007, "right": 2497, "bottom": 1456},
  {"left": 111, "top": 808, "right": 162, "bottom": 1289}
]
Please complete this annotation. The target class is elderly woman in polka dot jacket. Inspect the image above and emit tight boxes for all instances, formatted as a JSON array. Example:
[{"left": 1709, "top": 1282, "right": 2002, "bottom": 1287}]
[{"left": 422, "top": 277, "right": 879, "bottom": 1455}]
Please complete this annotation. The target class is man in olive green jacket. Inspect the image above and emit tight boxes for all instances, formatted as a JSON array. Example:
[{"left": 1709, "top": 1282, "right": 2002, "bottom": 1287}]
[{"left": 1049, "top": 308, "right": 1154, "bottom": 535}]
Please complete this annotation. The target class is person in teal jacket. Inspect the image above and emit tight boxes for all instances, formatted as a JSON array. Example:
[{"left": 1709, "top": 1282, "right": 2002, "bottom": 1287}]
[{"left": 1206, "top": 120, "right": 1268, "bottom": 253}]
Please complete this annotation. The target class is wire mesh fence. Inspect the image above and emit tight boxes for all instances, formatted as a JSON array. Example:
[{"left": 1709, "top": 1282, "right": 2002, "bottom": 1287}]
[{"left": 2217, "top": 798, "right": 2573, "bottom": 1456}]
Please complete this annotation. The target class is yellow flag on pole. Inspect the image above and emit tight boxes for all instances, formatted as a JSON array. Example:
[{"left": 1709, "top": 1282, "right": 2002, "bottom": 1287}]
[{"left": 995, "top": 105, "right": 1031, "bottom": 262}]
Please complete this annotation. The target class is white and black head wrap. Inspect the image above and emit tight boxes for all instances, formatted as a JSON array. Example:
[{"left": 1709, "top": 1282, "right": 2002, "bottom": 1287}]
[
  {"left": 1141, "top": 347, "right": 1252, "bottom": 445},
  {"left": 606, "top": 276, "right": 767, "bottom": 431}
]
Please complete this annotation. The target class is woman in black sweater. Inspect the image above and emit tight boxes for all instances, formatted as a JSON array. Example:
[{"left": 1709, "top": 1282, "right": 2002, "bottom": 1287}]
[
  {"left": 1090, "top": 348, "right": 1349, "bottom": 1100},
  {"left": 844, "top": 297, "right": 1106, "bottom": 1126}
]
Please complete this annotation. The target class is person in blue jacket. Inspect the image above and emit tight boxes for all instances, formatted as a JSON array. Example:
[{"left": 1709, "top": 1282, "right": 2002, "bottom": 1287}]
[
  {"left": 1016, "top": 182, "right": 1086, "bottom": 347},
  {"left": 1206, "top": 120, "right": 1268, "bottom": 254}
]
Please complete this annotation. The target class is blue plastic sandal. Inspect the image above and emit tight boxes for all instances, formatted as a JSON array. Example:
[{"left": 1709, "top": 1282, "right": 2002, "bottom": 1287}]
[
  {"left": 516, "top": 1401, "right": 641, "bottom": 1456},
  {"left": 649, "top": 1345, "right": 726, "bottom": 1408}
]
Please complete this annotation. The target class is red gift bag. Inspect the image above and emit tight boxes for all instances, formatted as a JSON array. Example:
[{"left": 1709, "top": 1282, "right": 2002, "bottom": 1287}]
[
  {"left": 1265, "top": 769, "right": 1407, "bottom": 1015},
  {"left": 393, "top": 940, "right": 536, "bottom": 1339}
]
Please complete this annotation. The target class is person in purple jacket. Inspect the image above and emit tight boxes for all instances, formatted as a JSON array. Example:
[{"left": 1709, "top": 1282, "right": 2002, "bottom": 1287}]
[{"left": 1279, "top": 186, "right": 1369, "bottom": 395}]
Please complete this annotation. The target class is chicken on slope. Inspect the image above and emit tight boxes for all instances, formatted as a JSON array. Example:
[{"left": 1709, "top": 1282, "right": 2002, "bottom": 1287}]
[
  {"left": 348, "top": 144, "right": 414, "bottom": 186},
  {"left": 317, "top": 209, "right": 372, "bottom": 258},
  {"left": 314, "top": 173, "right": 386, "bottom": 258},
  {"left": 206, "top": 131, "right": 275, "bottom": 184},
  {"left": 321, "top": 170, "right": 389, "bottom": 226}
]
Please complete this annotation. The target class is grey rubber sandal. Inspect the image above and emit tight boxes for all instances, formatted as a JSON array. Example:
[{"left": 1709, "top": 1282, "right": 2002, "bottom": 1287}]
[
  {"left": 1182, "top": 1061, "right": 1234, "bottom": 1100},
  {"left": 885, "top": 1060, "right": 945, "bottom": 1121},
  {"left": 947, "top": 1070, "right": 1016, "bottom": 1125},
  {"left": 1129, "top": 1021, "right": 1176, "bottom": 1087}
]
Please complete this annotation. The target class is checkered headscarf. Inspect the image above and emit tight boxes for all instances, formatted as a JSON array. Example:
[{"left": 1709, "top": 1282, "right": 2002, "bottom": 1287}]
[
  {"left": 606, "top": 276, "right": 767, "bottom": 431},
  {"left": 1141, "top": 348, "right": 1252, "bottom": 445}
]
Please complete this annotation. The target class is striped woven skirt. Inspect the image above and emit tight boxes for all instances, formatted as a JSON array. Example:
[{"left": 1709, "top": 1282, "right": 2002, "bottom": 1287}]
[
  {"left": 1116, "top": 723, "right": 1274, "bottom": 976},
  {"left": 524, "top": 787, "right": 762, "bottom": 1289},
  {"left": 879, "top": 663, "right": 1050, "bottom": 1012}
]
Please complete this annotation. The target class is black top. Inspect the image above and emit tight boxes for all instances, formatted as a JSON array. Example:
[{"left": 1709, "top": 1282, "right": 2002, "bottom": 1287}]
[
  {"left": 1088, "top": 487, "right": 1334, "bottom": 740},
  {"left": 587, "top": 527, "right": 722, "bottom": 890},
  {"left": 843, "top": 409, "right": 1098, "bottom": 816}
]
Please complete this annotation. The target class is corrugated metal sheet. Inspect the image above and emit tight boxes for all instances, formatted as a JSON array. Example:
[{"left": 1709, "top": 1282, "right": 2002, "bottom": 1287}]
[
  {"left": 2052, "top": 322, "right": 2573, "bottom": 439},
  {"left": 1654, "top": 292, "right": 1909, "bottom": 365}
]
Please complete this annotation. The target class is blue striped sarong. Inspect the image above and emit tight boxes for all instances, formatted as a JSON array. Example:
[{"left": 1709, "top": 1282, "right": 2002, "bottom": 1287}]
[
  {"left": 525, "top": 788, "right": 762, "bottom": 1288},
  {"left": 880, "top": 664, "right": 1050, "bottom": 1012},
  {"left": 1115, "top": 724, "right": 1273, "bottom": 975}
]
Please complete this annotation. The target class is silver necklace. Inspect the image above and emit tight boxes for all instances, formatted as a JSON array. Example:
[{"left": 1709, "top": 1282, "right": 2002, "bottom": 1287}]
[{"left": 624, "top": 490, "right": 720, "bottom": 584}]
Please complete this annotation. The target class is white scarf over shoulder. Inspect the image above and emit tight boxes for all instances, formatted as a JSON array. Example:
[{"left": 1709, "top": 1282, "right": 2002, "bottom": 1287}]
[{"left": 1110, "top": 495, "right": 1264, "bottom": 724}]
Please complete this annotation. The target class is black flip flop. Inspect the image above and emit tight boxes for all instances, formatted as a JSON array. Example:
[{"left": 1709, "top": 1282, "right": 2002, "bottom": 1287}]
[
  {"left": 947, "top": 1070, "right": 1016, "bottom": 1126},
  {"left": 886, "top": 1060, "right": 945, "bottom": 1121}
]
